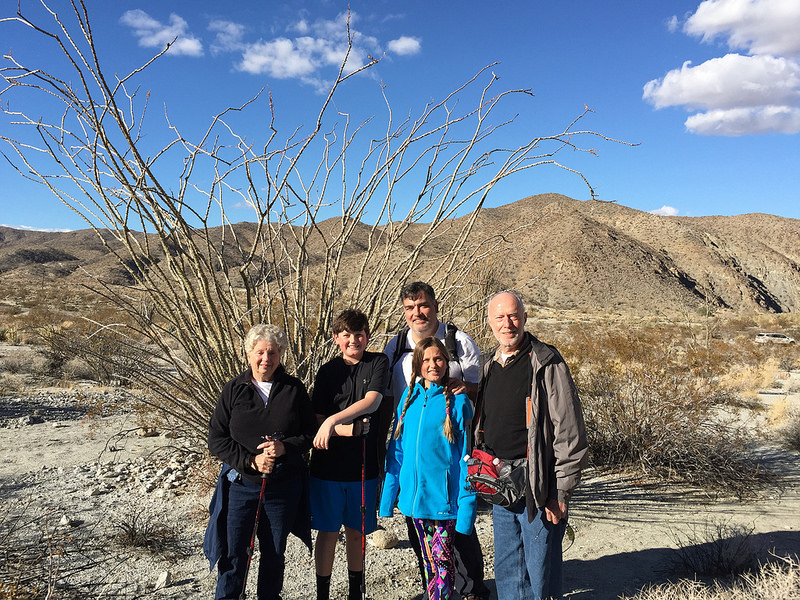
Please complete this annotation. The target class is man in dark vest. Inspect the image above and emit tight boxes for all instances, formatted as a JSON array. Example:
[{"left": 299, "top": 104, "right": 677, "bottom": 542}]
[{"left": 476, "top": 291, "right": 588, "bottom": 600}]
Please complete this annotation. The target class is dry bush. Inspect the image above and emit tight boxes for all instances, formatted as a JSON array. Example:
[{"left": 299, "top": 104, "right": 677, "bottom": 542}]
[
  {"left": 0, "top": 373, "right": 24, "bottom": 396},
  {"left": 777, "top": 410, "right": 800, "bottom": 452},
  {"left": 0, "top": 326, "right": 21, "bottom": 344},
  {"left": 621, "top": 555, "right": 800, "bottom": 600},
  {"left": 0, "top": 351, "right": 51, "bottom": 377},
  {"left": 717, "top": 315, "right": 759, "bottom": 339},
  {"left": 60, "top": 357, "right": 97, "bottom": 382},
  {"left": 561, "top": 324, "right": 769, "bottom": 497},
  {"left": 112, "top": 504, "right": 191, "bottom": 560},
  {"left": 0, "top": 499, "right": 115, "bottom": 599},
  {"left": 670, "top": 520, "right": 759, "bottom": 577},
  {"left": 39, "top": 324, "right": 152, "bottom": 387}
]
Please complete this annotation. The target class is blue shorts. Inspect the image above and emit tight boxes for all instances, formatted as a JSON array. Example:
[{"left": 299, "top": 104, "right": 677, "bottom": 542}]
[{"left": 310, "top": 476, "right": 378, "bottom": 534}]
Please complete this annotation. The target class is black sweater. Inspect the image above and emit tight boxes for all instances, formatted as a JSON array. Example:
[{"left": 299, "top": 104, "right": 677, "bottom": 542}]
[{"left": 208, "top": 366, "right": 317, "bottom": 484}]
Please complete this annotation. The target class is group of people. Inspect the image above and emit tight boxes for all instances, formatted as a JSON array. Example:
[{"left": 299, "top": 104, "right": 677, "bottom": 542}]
[{"left": 204, "top": 282, "right": 588, "bottom": 600}]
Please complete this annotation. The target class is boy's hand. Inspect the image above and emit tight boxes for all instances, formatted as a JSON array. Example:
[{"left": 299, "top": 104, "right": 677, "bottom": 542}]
[
  {"left": 313, "top": 417, "right": 337, "bottom": 450},
  {"left": 354, "top": 416, "right": 370, "bottom": 437}
]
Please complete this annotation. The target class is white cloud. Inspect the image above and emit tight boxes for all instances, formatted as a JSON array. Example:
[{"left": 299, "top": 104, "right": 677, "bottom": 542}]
[
  {"left": 643, "top": 54, "right": 800, "bottom": 110},
  {"left": 685, "top": 105, "right": 800, "bottom": 135},
  {"left": 387, "top": 36, "right": 421, "bottom": 56},
  {"left": 235, "top": 12, "right": 375, "bottom": 79},
  {"left": 666, "top": 15, "right": 680, "bottom": 33},
  {"left": 650, "top": 206, "right": 679, "bottom": 216},
  {"left": 239, "top": 38, "right": 316, "bottom": 78},
  {"left": 120, "top": 10, "right": 203, "bottom": 57},
  {"left": 290, "top": 19, "right": 311, "bottom": 35},
  {"left": 685, "top": 0, "right": 800, "bottom": 57},
  {"left": 209, "top": 20, "right": 246, "bottom": 53},
  {"left": 223, "top": 11, "right": 413, "bottom": 89},
  {"left": 644, "top": 0, "right": 800, "bottom": 136},
  {"left": 1, "top": 224, "right": 73, "bottom": 232}
]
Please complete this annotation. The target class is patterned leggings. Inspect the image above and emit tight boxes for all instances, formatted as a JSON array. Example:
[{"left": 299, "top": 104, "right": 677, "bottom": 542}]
[{"left": 412, "top": 518, "right": 456, "bottom": 600}]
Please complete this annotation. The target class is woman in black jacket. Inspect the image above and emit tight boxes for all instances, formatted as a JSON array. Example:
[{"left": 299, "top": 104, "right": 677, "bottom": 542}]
[{"left": 206, "top": 324, "right": 317, "bottom": 600}]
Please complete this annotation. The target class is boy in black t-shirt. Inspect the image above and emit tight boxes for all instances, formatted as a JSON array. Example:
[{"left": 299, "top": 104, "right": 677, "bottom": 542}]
[{"left": 310, "top": 309, "right": 389, "bottom": 600}]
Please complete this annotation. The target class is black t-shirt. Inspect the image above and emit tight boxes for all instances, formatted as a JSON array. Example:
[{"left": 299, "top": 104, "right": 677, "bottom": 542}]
[
  {"left": 309, "top": 351, "right": 389, "bottom": 481},
  {"left": 481, "top": 336, "right": 533, "bottom": 460}
]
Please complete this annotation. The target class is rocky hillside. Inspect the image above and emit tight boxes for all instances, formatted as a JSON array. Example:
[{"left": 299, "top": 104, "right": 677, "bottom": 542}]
[{"left": 1, "top": 193, "right": 798, "bottom": 315}]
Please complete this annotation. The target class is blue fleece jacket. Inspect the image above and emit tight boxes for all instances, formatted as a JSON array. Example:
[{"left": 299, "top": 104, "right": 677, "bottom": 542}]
[{"left": 379, "top": 381, "right": 477, "bottom": 535}]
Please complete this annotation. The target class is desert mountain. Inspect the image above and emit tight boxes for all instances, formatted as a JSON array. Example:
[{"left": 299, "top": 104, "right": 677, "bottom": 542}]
[{"left": 1, "top": 193, "right": 798, "bottom": 315}]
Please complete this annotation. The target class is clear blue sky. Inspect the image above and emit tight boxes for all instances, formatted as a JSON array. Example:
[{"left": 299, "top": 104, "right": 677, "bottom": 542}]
[{"left": 2, "top": 0, "right": 799, "bottom": 231}]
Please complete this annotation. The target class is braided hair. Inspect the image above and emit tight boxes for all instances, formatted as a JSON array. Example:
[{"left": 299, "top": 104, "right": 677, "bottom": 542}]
[{"left": 393, "top": 336, "right": 456, "bottom": 443}]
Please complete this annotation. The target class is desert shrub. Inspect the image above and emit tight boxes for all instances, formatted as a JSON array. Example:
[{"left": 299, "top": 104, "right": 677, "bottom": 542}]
[
  {"left": 112, "top": 504, "right": 191, "bottom": 559},
  {"left": 0, "top": 373, "right": 24, "bottom": 396},
  {"left": 620, "top": 555, "right": 800, "bottom": 600},
  {"left": 777, "top": 347, "right": 799, "bottom": 371},
  {"left": 40, "top": 325, "right": 152, "bottom": 386},
  {"left": 0, "top": 351, "right": 50, "bottom": 377},
  {"left": 561, "top": 324, "right": 768, "bottom": 496},
  {"left": 0, "top": 326, "right": 20, "bottom": 345},
  {"left": 720, "top": 355, "right": 779, "bottom": 403},
  {"left": 61, "top": 357, "right": 97, "bottom": 382},
  {"left": 777, "top": 411, "right": 800, "bottom": 451},
  {"left": 0, "top": 499, "right": 115, "bottom": 599},
  {"left": 717, "top": 315, "right": 759, "bottom": 338},
  {"left": 670, "top": 520, "right": 759, "bottom": 577}
]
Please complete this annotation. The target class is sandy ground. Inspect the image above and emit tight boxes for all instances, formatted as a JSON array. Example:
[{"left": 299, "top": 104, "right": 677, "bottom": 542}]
[{"left": 1, "top": 372, "right": 798, "bottom": 599}]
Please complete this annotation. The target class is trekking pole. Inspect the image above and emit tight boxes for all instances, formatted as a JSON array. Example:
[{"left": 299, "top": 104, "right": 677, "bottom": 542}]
[
  {"left": 240, "top": 473, "right": 266, "bottom": 600},
  {"left": 240, "top": 433, "right": 281, "bottom": 600},
  {"left": 360, "top": 417, "right": 368, "bottom": 600}
]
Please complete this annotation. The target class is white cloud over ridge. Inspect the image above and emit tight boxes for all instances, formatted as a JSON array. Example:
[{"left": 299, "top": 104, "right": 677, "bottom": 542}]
[
  {"left": 643, "top": 0, "right": 800, "bottom": 136},
  {"left": 120, "top": 10, "right": 203, "bottom": 56},
  {"left": 1, "top": 224, "right": 73, "bottom": 232},
  {"left": 650, "top": 206, "right": 679, "bottom": 216}
]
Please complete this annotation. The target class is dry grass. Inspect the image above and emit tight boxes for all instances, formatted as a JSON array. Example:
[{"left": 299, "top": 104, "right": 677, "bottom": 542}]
[
  {"left": 720, "top": 357, "right": 780, "bottom": 400},
  {"left": 621, "top": 555, "right": 800, "bottom": 600},
  {"left": 776, "top": 410, "right": 800, "bottom": 451},
  {"left": 559, "top": 321, "right": 775, "bottom": 497},
  {"left": 112, "top": 504, "right": 192, "bottom": 559},
  {"left": 0, "top": 373, "right": 24, "bottom": 396}
]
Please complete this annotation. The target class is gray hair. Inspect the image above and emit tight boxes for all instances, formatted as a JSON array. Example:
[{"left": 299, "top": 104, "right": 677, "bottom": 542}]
[
  {"left": 244, "top": 324, "right": 288, "bottom": 354},
  {"left": 487, "top": 290, "right": 525, "bottom": 314}
]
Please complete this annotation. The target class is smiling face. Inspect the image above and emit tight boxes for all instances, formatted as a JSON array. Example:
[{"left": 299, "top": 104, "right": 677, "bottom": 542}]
[
  {"left": 420, "top": 345, "right": 448, "bottom": 386},
  {"left": 247, "top": 339, "right": 281, "bottom": 382},
  {"left": 333, "top": 328, "right": 368, "bottom": 365},
  {"left": 488, "top": 292, "right": 528, "bottom": 353},
  {"left": 402, "top": 292, "right": 440, "bottom": 341}
]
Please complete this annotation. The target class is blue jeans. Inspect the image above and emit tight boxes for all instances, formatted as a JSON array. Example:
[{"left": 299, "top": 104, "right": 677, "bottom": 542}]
[
  {"left": 492, "top": 502, "right": 566, "bottom": 600},
  {"left": 215, "top": 474, "right": 302, "bottom": 600}
]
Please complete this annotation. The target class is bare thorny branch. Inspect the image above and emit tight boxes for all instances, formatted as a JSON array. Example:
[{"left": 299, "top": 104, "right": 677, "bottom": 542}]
[{"left": 0, "top": 0, "right": 631, "bottom": 438}]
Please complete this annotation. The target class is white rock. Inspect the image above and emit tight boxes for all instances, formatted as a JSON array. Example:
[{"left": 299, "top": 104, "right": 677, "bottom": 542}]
[
  {"left": 154, "top": 571, "right": 171, "bottom": 590},
  {"left": 369, "top": 528, "right": 399, "bottom": 549}
]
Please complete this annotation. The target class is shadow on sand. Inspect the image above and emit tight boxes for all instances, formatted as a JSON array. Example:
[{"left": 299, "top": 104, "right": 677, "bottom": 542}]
[{"left": 562, "top": 530, "right": 800, "bottom": 599}]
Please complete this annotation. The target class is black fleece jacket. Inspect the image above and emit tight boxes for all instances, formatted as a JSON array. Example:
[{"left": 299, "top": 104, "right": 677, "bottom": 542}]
[{"left": 208, "top": 366, "right": 317, "bottom": 484}]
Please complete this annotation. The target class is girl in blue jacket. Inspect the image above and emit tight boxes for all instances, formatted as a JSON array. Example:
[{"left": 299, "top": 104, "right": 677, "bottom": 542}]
[{"left": 379, "top": 337, "right": 477, "bottom": 600}]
